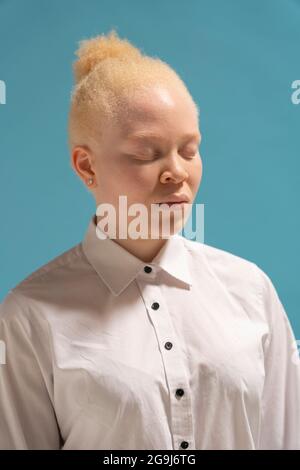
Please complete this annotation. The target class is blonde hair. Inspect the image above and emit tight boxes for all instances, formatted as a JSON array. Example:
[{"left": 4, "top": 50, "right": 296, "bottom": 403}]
[{"left": 68, "top": 29, "right": 198, "bottom": 151}]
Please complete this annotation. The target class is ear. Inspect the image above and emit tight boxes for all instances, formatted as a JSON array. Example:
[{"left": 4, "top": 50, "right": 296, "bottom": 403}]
[{"left": 71, "top": 145, "right": 96, "bottom": 186}]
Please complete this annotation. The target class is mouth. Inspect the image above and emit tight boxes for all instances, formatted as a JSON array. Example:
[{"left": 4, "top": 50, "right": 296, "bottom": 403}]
[
  {"left": 156, "top": 193, "right": 190, "bottom": 206},
  {"left": 157, "top": 201, "right": 188, "bottom": 208}
]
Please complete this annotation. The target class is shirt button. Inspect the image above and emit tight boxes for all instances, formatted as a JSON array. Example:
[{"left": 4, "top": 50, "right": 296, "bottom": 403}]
[
  {"left": 164, "top": 341, "right": 173, "bottom": 350},
  {"left": 175, "top": 388, "right": 184, "bottom": 397},
  {"left": 144, "top": 265, "right": 152, "bottom": 273},
  {"left": 151, "top": 302, "right": 160, "bottom": 310},
  {"left": 180, "top": 441, "right": 189, "bottom": 449}
]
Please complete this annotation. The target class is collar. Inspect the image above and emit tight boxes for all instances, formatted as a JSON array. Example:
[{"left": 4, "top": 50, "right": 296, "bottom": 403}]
[{"left": 81, "top": 213, "right": 193, "bottom": 296}]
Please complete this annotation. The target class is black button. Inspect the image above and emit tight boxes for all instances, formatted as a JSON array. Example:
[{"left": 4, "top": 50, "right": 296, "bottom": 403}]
[
  {"left": 176, "top": 388, "right": 184, "bottom": 397},
  {"left": 144, "top": 266, "right": 152, "bottom": 273},
  {"left": 165, "top": 342, "right": 173, "bottom": 350},
  {"left": 151, "top": 302, "right": 160, "bottom": 310},
  {"left": 180, "top": 441, "right": 189, "bottom": 449}
]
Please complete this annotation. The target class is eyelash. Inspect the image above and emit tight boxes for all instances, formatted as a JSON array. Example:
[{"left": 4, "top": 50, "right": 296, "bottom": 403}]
[{"left": 132, "top": 149, "right": 199, "bottom": 162}]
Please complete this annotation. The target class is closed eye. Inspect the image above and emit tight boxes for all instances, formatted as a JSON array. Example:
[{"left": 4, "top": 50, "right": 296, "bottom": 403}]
[
  {"left": 182, "top": 149, "right": 199, "bottom": 159},
  {"left": 127, "top": 154, "right": 160, "bottom": 162},
  {"left": 180, "top": 145, "right": 200, "bottom": 158},
  {"left": 126, "top": 146, "right": 200, "bottom": 162}
]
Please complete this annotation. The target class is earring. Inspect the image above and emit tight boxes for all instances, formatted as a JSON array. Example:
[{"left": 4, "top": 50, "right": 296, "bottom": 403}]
[{"left": 87, "top": 178, "right": 93, "bottom": 185}]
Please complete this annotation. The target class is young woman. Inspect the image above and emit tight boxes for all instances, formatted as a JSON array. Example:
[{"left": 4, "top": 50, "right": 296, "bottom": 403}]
[{"left": 0, "top": 29, "right": 299, "bottom": 450}]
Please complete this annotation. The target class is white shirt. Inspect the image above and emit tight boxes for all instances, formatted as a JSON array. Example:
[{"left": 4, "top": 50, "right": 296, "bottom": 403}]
[{"left": 0, "top": 213, "right": 299, "bottom": 450}]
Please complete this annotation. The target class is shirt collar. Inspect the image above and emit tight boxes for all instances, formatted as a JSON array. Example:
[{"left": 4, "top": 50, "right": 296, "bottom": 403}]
[{"left": 81, "top": 214, "right": 193, "bottom": 296}]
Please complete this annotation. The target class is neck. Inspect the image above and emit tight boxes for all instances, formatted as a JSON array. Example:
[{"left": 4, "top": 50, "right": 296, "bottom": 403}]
[
  {"left": 95, "top": 216, "right": 168, "bottom": 263},
  {"left": 112, "top": 236, "right": 168, "bottom": 263}
]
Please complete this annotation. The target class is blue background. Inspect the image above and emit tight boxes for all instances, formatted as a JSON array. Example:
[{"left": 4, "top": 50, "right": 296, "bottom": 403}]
[{"left": 0, "top": 0, "right": 299, "bottom": 337}]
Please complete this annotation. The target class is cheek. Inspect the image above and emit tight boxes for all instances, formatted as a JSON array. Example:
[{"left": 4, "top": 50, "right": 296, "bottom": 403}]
[
  {"left": 126, "top": 165, "right": 156, "bottom": 190},
  {"left": 190, "top": 157, "right": 203, "bottom": 190},
  {"left": 101, "top": 160, "right": 156, "bottom": 200}
]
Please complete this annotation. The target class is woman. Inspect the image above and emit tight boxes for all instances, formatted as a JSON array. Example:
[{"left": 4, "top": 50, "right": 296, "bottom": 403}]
[{"left": 0, "top": 29, "right": 299, "bottom": 450}]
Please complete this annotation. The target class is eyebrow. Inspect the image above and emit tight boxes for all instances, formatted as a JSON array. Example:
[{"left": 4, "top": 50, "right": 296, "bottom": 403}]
[{"left": 126, "top": 132, "right": 201, "bottom": 143}]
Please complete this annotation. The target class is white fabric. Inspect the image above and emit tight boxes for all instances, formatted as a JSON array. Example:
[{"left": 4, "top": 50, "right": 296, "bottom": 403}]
[{"left": 0, "top": 213, "right": 299, "bottom": 450}]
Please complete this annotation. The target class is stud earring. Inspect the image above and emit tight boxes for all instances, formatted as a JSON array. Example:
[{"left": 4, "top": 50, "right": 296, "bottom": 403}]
[{"left": 87, "top": 178, "right": 93, "bottom": 185}]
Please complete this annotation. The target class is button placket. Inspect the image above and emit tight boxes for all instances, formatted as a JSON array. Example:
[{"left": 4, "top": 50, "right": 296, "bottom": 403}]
[{"left": 138, "top": 282, "right": 195, "bottom": 450}]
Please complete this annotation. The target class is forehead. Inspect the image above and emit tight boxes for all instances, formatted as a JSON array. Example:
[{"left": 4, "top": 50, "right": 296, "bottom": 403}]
[
  {"left": 118, "top": 84, "right": 200, "bottom": 140},
  {"left": 125, "top": 131, "right": 201, "bottom": 144}
]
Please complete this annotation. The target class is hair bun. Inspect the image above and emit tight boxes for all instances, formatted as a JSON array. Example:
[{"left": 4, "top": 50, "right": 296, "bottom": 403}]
[{"left": 73, "top": 29, "right": 143, "bottom": 84}]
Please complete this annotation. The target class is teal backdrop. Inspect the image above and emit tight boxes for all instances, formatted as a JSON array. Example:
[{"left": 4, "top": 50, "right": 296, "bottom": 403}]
[{"left": 0, "top": 0, "right": 299, "bottom": 338}]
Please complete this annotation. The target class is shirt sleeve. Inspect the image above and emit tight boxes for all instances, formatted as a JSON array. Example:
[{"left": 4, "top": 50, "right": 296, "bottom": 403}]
[
  {"left": 256, "top": 267, "right": 300, "bottom": 450},
  {"left": 0, "top": 291, "right": 62, "bottom": 449}
]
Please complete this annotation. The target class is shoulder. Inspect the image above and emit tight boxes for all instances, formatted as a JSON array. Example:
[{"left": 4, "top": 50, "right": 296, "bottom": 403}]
[
  {"left": 0, "top": 242, "right": 90, "bottom": 325},
  {"left": 180, "top": 236, "right": 272, "bottom": 315},
  {"left": 181, "top": 236, "right": 259, "bottom": 280},
  {"left": 14, "top": 242, "right": 85, "bottom": 287}
]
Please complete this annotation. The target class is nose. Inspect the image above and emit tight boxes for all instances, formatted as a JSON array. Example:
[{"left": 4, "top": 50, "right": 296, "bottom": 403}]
[{"left": 160, "top": 154, "right": 189, "bottom": 184}]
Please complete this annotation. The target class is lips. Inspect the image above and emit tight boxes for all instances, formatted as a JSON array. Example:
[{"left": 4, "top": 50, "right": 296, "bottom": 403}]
[
  {"left": 157, "top": 194, "right": 190, "bottom": 204},
  {"left": 158, "top": 201, "right": 187, "bottom": 206}
]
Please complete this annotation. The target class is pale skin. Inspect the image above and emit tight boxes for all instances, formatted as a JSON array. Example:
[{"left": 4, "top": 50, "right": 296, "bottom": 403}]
[{"left": 71, "top": 82, "right": 203, "bottom": 263}]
